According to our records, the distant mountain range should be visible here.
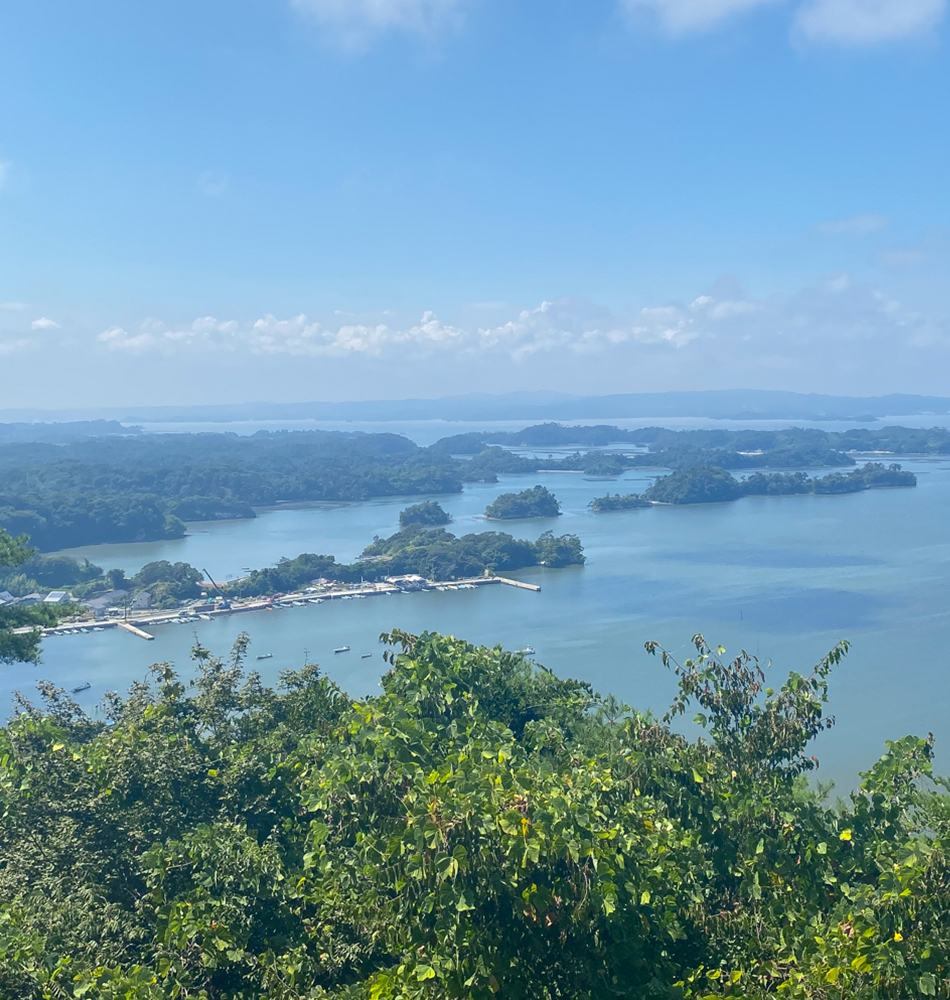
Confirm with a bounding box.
[3,390,950,428]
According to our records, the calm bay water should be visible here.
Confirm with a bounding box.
[9,425,950,789]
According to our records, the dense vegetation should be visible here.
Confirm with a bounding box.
[646,466,744,504]
[645,463,917,505]
[227,553,340,598]
[0,423,940,550]
[360,525,584,580]
[484,485,561,520]
[399,501,452,528]
[588,493,652,512]
[0,431,462,550]
[439,421,950,456]
[0,529,75,662]
[2,628,950,998]
[231,524,584,595]
[435,422,950,480]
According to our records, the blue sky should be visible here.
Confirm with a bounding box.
[1,0,949,408]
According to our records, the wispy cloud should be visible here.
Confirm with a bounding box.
[795,0,946,44]
[291,0,465,45]
[0,302,26,310]
[621,0,779,33]
[31,317,61,330]
[0,161,8,190]
[0,338,32,356]
[95,277,944,387]
[618,0,947,41]
[819,213,890,235]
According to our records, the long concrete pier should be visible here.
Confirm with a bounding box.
[117,621,155,640]
[34,574,541,639]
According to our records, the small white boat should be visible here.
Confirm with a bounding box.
[518,646,536,655]
[257,653,274,660]
[72,682,91,694]
[333,645,351,654]
[308,598,324,605]
[198,614,212,621]
[361,653,372,659]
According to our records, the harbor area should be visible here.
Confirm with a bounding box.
[24,574,541,640]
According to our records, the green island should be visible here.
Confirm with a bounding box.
[398,500,452,527]
[484,485,562,519]
[2,623,950,999]
[588,493,652,511]
[0,421,940,551]
[588,463,917,509]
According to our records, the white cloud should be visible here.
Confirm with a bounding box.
[0,162,8,190]
[795,0,946,43]
[819,213,889,235]
[620,0,780,32]
[96,278,942,378]
[292,0,464,43]
[31,317,61,330]
[0,302,26,310]
[97,316,239,353]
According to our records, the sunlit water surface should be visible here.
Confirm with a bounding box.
[9,421,950,791]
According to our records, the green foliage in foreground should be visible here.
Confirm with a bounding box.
[2,629,950,998]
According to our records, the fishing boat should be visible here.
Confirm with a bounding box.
[333,645,351,654]
[361,653,372,659]
[518,646,536,655]
[256,653,274,660]
[71,682,91,694]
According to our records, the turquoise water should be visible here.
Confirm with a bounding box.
[10,454,950,790]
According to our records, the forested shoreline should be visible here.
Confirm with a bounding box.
[0,422,942,551]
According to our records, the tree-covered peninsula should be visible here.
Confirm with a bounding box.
[3,628,950,998]
[0,430,463,550]
[228,525,584,596]
[484,485,561,519]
